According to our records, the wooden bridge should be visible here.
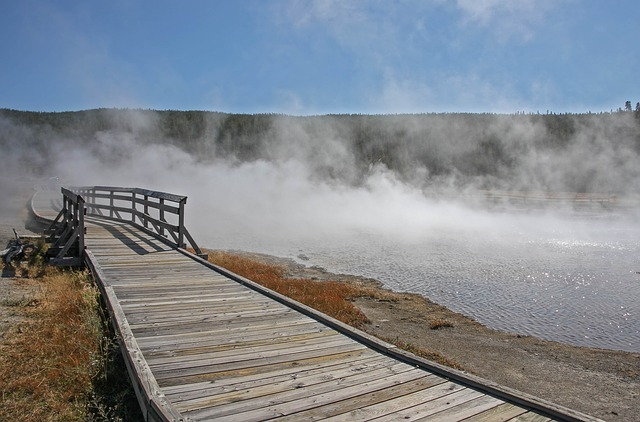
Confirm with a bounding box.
[30,186,602,422]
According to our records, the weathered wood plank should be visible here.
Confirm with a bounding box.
[273,374,448,421]
[145,333,352,369]
[172,360,420,413]
[152,343,372,385]
[462,402,530,422]
[164,354,389,401]
[134,316,319,349]
[187,369,432,421]
[149,336,365,373]
[156,348,378,388]
[508,412,554,422]
[372,388,487,421]
[143,328,339,360]
[320,381,468,422]
[413,394,505,421]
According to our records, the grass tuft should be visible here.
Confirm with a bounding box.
[429,319,454,330]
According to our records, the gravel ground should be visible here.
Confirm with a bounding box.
[0,184,42,346]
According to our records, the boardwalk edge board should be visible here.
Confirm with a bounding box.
[29,188,605,422]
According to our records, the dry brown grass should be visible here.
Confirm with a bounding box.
[207,251,463,370]
[0,267,102,421]
[429,318,454,330]
[208,251,371,328]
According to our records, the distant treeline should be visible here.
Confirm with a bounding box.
[2,108,640,193]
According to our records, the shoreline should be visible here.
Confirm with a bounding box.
[221,249,639,422]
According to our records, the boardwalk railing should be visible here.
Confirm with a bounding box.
[46,187,85,265]
[47,186,204,264]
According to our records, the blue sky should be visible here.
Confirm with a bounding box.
[1,0,638,115]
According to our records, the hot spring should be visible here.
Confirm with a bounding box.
[199,204,640,353]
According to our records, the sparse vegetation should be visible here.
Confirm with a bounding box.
[0,268,101,421]
[0,261,141,421]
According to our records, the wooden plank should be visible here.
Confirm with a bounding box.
[143,328,339,359]
[119,294,262,309]
[187,368,432,421]
[273,374,448,421]
[152,343,371,383]
[509,412,554,422]
[172,360,419,412]
[128,309,297,337]
[373,388,487,421]
[134,316,318,349]
[156,348,378,388]
[320,381,468,422]
[462,402,530,421]
[413,394,505,421]
[165,354,389,401]
[148,336,363,373]
[145,333,351,369]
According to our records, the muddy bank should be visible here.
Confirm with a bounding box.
[228,250,640,422]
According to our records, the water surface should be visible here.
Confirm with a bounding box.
[201,208,640,352]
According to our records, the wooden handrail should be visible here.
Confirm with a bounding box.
[71,186,203,256]
[47,186,204,264]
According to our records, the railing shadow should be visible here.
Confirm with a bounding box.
[86,217,170,255]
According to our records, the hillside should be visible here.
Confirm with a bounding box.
[1,108,640,195]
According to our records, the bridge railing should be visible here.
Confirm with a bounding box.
[45,187,86,265]
[47,186,204,263]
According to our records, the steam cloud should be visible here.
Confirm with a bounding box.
[1,109,639,246]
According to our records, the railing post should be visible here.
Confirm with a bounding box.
[131,191,136,224]
[178,198,186,248]
[78,195,85,257]
[159,198,165,237]
[89,187,95,214]
[73,196,79,231]
[109,191,114,218]
[144,194,149,229]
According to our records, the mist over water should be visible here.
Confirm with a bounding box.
[1,109,639,352]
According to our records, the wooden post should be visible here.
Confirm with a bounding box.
[131,191,136,224]
[73,196,79,233]
[90,187,95,214]
[144,194,149,229]
[178,198,186,248]
[78,195,85,257]
[110,190,114,218]
[159,198,165,236]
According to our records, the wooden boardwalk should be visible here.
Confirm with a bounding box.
[31,188,602,422]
